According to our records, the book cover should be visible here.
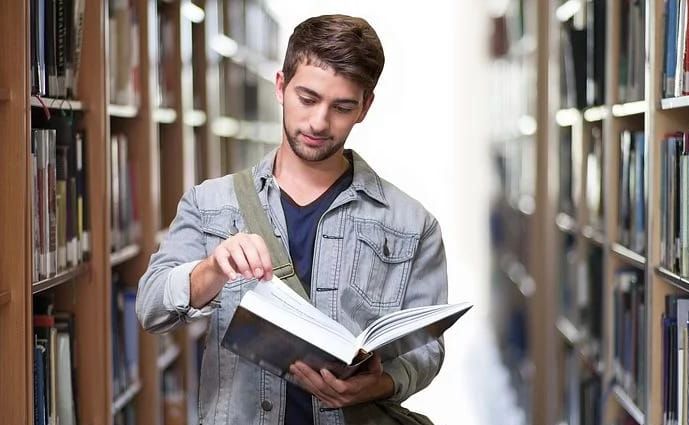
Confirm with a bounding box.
[221,277,471,379]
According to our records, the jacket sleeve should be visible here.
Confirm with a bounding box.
[382,217,448,402]
[136,186,218,334]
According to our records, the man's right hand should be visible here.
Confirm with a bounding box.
[190,233,273,308]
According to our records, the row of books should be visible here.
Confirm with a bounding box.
[660,133,689,276]
[619,0,646,103]
[31,117,89,282]
[157,2,176,108]
[112,275,139,399]
[30,0,85,98]
[557,125,605,231]
[559,0,606,109]
[662,294,689,425]
[110,133,141,252]
[663,0,689,98]
[613,268,646,406]
[108,0,141,107]
[618,130,646,255]
[587,126,605,229]
[562,350,603,425]
[559,239,605,358]
[162,368,185,425]
[33,300,77,425]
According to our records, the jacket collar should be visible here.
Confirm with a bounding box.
[253,147,389,207]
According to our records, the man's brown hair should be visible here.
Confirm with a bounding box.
[282,14,385,98]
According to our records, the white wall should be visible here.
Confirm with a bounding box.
[265,2,500,423]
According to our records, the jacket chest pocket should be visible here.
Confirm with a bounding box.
[200,209,242,255]
[349,220,419,307]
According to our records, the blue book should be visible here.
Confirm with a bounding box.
[633,132,646,254]
[665,0,680,97]
[34,344,47,425]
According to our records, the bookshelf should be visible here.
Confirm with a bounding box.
[0,0,280,423]
[491,0,689,424]
[488,0,558,423]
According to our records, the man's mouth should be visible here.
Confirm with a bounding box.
[300,133,330,146]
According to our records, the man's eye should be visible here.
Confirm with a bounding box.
[299,97,316,105]
[334,106,354,114]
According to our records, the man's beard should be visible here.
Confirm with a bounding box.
[283,116,345,162]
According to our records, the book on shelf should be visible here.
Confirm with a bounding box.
[112,275,139,397]
[586,126,604,230]
[30,0,85,97]
[32,114,90,282]
[110,133,140,252]
[613,268,646,406]
[661,133,689,276]
[618,130,646,255]
[663,295,689,425]
[221,277,472,379]
[109,0,140,106]
[33,299,78,425]
[663,0,689,98]
[586,0,606,107]
[618,0,646,103]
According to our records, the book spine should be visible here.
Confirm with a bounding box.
[48,130,57,277]
[681,144,689,276]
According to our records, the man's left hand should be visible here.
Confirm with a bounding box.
[289,352,395,408]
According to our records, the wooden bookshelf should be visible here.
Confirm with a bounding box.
[0,291,10,307]
[31,263,90,294]
[108,104,139,118]
[112,380,143,416]
[0,0,281,424]
[487,0,689,423]
[610,243,646,269]
[110,245,141,267]
[490,0,689,423]
[612,384,646,425]
[30,96,86,111]
[157,343,182,370]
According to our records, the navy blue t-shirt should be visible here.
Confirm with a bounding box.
[281,165,353,425]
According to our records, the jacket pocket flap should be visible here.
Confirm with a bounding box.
[354,221,418,264]
[201,209,239,239]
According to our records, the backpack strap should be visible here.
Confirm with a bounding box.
[234,169,310,300]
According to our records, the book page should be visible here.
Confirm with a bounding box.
[241,278,359,362]
[359,303,472,358]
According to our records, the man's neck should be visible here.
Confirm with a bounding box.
[273,142,350,206]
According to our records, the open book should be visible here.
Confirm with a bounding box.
[221,277,472,379]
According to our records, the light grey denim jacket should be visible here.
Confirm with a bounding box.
[136,149,448,425]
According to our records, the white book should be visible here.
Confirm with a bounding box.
[55,331,76,425]
[222,277,472,379]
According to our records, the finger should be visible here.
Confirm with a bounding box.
[366,352,383,375]
[227,241,253,278]
[290,365,336,404]
[320,368,349,394]
[294,362,340,400]
[237,236,267,279]
[213,246,238,280]
[249,234,273,280]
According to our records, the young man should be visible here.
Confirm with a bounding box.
[137,14,447,425]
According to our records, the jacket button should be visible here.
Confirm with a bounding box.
[261,400,273,411]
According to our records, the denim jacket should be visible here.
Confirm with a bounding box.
[136,149,448,425]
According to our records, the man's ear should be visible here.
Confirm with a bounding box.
[356,92,375,123]
[275,71,285,105]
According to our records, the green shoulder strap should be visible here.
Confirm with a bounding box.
[234,169,310,300]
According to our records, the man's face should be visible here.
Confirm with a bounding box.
[276,62,373,162]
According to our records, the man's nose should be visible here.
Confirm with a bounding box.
[309,105,330,135]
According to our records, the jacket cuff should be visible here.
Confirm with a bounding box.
[163,260,218,321]
[382,357,415,403]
